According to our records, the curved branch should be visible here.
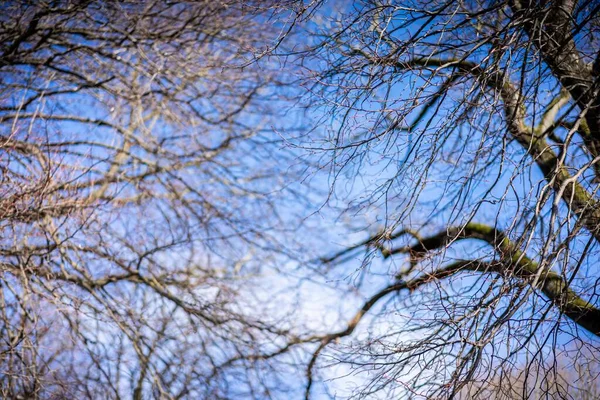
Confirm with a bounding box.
[385,222,527,265]
[307,254,600,398]
[383,56,600,242]
[311,222,600,397]
[509,0,600,159]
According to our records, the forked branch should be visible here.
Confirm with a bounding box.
[307,223,600,398]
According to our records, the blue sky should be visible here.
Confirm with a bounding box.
[1,1,599,398]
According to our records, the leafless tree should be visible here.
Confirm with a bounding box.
[270,0,600,398]
[4,1,600,399]
[0,1,308,398]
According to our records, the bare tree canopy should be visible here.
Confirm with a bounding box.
[271,0,600,398]
[1,0,600,399]
[0,1,306,398]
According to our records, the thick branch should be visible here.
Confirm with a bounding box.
[509,0,600,171]
[384,57,600,242]
[387,223,600,335]
[306,257,599,397]
[310,223,600,397]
